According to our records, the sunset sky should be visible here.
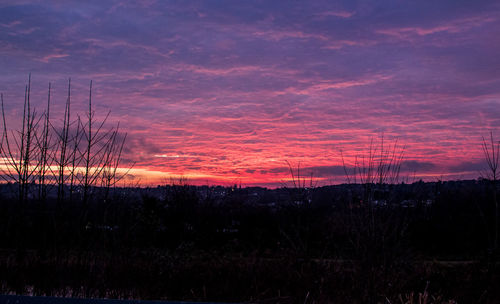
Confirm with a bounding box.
[1,0,499,187]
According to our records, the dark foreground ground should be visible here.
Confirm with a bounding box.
[0,295,223,304]
[1,180,500,303]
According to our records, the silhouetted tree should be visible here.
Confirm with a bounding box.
[482,132,499,252]
[0,75,41,203]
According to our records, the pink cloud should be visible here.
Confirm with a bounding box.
[252,30,329,42]
[0,20,21,28]
[316,10,355,18]
[377,15,497,40]
[38,53,69,63]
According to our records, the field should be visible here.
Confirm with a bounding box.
[1,181,499,303]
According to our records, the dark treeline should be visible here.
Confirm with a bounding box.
[0,179,499,303]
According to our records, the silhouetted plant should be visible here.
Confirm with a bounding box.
[35,82,53,201]
[69,116,83,202]
[481,132,499,252]
[79,81,112,205]
[98,121,135,203]
[0,77,130,204]
[341,134,405,200]
[340,135,409,302]
[0,75,41,203]
[283,160,316,204]
[53,79,72,202]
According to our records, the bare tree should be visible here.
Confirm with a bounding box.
[52,79,72,202]
[79,81,112,205]
[35,83,54,201]
[101,123,133,201]
[1,77,131,205]
[482,132,499,251]
[68,116,83,202]
[0,75,41,202]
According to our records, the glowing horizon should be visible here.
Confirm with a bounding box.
[0,1,499,187]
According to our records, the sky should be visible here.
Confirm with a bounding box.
[0,0,499,187]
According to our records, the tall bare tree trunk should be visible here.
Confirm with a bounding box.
[83,81,92,205]
[38,83,51,201]
[57,80,71,203]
